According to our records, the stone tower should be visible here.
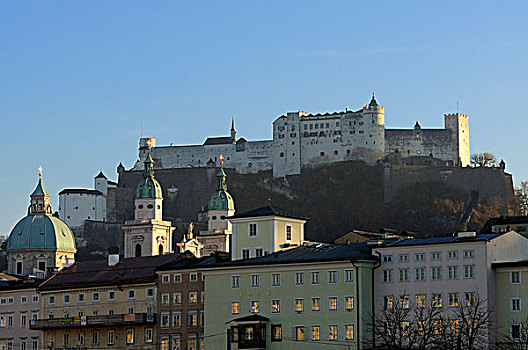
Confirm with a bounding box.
[362,93,386,159]
[123,153,174,258]
[444,112,470,167]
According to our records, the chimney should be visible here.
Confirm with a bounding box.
[108,246,120,267]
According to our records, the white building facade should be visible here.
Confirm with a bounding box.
[133,95,470,177]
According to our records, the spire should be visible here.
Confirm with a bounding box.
[28,167,52,215]
[209,155,235,211]
[369,92,378,107]
[216,155,227,191]
[31,166,49,197]
[230,116,236,132]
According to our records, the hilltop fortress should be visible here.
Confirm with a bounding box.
[133,94,470,177]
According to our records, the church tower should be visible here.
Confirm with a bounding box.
[123,153,174,258]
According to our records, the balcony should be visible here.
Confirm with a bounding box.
[30,313,156,330]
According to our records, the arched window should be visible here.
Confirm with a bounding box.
[158,244,163,255]
[135,244,142,257]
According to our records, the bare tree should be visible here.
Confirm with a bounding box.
[514,181,528,216]
[470,152,497,168]
[495,318,528,350]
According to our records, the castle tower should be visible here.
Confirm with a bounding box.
[362,93,386,160]
[230,117,237,144]
[444,113,470,167]
[7,169,76,276]
[123,153,174,258]
[196,155,236,256]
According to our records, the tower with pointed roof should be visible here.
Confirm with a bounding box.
[196,155,236,255]
[123,153,174,258]
[7,169,77,276]
[230,117,237,144]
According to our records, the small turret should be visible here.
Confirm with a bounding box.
[369,92,378,108]
[29,167,52,215]
[230,117,237,144]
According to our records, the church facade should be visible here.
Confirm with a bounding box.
[132,94,470,177]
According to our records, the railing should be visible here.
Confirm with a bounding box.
[30,313,156,330]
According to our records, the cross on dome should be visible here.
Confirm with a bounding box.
[38,166,43,178]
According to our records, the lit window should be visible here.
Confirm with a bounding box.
[384,296,394,310]
[432,294,443,308]
[345,324,354,340]
[295,299,304,312]
[187,312,197,327]
[464,265,475,279]
[416,294,426,309]
[173,292,181,305]
[160,312,170,328]
[328,297,338,311]
[329,325,338,341]
[312,298,320,311]
[271,299,280,313]
[345,296,354,310]
[400,295,409,309]
[189,292,198,305]
[161,293,170,306]
[251,301,259,313]
[231,301,240,314]
[295,326,305,341]
[465,292,476,307]
[271,325,282,341]
[126,329,134,344]
[449,293,459,307]
[172,312,181,327]
[312,325,320,341]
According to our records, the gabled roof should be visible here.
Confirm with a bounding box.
[207,243,376,268]
[380,233,504,248]
[203,137,232,146]
[38,253,186,291]
[229,205,309,221]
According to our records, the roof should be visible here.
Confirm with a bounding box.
[379,233,504,248]
[136,153,163,199]
[229,205,309,221]
[203,137,232,146]
[206,243,377,268]
[95,171,107,179]
[228,314,270,323]
[492,260,528,268]
[157,253,227,271]
[58,189,103,196]
[38,253,186,291]
[7,215,76,252]
[209,167,235,211]
[480,216,528,234]
[31,178,49,197]
[0,277,45,291]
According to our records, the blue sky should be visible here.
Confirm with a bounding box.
[1,1,527,235]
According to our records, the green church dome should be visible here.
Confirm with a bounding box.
[135,153,163,199]
[209,167,235,211]
[7,215,76,252]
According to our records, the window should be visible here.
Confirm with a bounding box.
[271,273,281,286]
[190,273,198,282]
[464,265,475,279]
[271,325,282,341]
[162,274,170,283]
[416,294,426,308]
[511,271,521,284]
[146,288,154,299]
[328,270,338,283]
[172,335,181,349]
[431,252,442,261]
[161,312,170,328]
[173,292,182,305]
[32,295,39,303]
[107,330,115,345]
[170,311,181,328]
[383,255,393,263]
[399,254,409,263]
[77,331,85,345]
[286,225,292,241]
[383,269,393,282]
[400,295,409,309]
[432,294,443,308]
[174,273,182,283]
[250,274,260,288]
[329,325,338,341]
[431,267,442,280]
[463,249,475,258]
[345,324,354,340]
[415,253,425,261]
[415,267,426,281]
[161,293,170,306]
[399,268,410,282]
[294,298,304,312]
[448,266,459,279]
[64,333,70,346]
[21,313,27,328]
[295,272,304,285]
[78,294,85,303]
[21,296,27,304]
[126,329,134,344]
[48,296,55,305]
[241,249,250,259]
[249,223,257,237]
[510,297,521,312]
[511,324,521,340]
[108,291,115,302]
[345,296,354,310]
[255,248,264,257]
[295,326,305,341]
[187,312,197,326]
[231,301,240,315]
[271,299,280,313]
[312,298,320,311]
[189,292,198,304]
[311,325,320,341]
[311,271,320,284]
[251,301,259,313]
[329,297,338,311]
[465,292,476,307]
[449,293,459,307]
[128,290,135,300]
[384,296,394,310]
[448,250,458,259]
[345,269,354,283]
[231,275,240,288]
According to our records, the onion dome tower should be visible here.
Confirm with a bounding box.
[207,155,235,233]
[6,169,76,276]
[123,152,174,258]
